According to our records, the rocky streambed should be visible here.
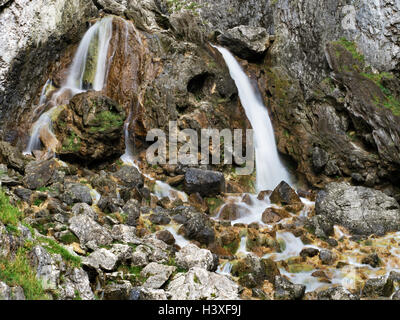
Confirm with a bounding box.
[1,144,400,300]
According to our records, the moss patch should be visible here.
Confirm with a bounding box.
[0,189,23,227]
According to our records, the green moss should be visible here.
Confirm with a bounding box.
[0,248,48,300]
[334,38,365,63]
[205,197,224,215]
[38,237,81,268]
[223,239,240,255]
[89,111,124,133]
[62,131,81,153]
[59,232,79,245]
[0,189,23,227]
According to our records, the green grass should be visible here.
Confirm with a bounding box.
[0,248,48,300]
[62,131,81,152]
[89,111,124,133]
[0,189,23,227]
[335,38,365,63]
[38,237,81,268]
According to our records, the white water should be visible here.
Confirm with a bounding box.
[24,17,114,156]
[213,46,291,191]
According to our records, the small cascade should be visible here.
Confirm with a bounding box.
[213,45,291,191]
[24,17,114,156]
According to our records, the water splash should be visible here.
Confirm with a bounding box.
[24,17,114,156]
[212,45,291,191]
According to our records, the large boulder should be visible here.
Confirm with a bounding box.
[217,25,272,61]
[316,182,400,236]
[53,91,126,162]
[112,165,144,189]
[183,168,225,197]
[274,276,306,300]
[175,244,217,271]
[23,159,63,190]
[141,263,176,289]
[166,267,239,300]
[61,183,93,206]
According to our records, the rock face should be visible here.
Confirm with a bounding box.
[183,168,225,197]
[0,0,98,142]
[53,91,126,162]
[315,182,400,236]
[217,26,271,60]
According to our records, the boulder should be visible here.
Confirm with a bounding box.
[362,277,394,298]
[103,281,132,300]
[111,224,140,244]
[270,181,303,208]
[140,288,169,300]
[69,214,113,249]
[183,168,225,197]
[23,159,63,190]
[141,263,176,289]
[82,248,118,271]
[28,245,60,290]
[61,183,93,206]
[316,182,400,236]
[166,267,239,300]
[175,244,216,271]
[217,26,272,61]
[219,203,250,221]
[156,230,175,246]
[319,249,337,266]
[59,267,95,300]
[122,199,141,226]
[54,91,126,161]
[0,282,25,300]
[112,165,144,188]
[0,142,27,173]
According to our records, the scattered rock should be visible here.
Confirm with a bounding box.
[274,276,306,300]
[362,253,381,268]
[300,248,320,258]
[82,248,118,272]
[219,203,250,221]
[319,249,337,266]
[111,224,140,244]
[28,245,60,290]
[123,199,141,227]
[62,183,93,206]
[362,277,394,298]
[156,230,175,246]
[103,281,132,300]
[317,286,359,300]
[141,263,176,289]
[23,159,63,190]
[270,181,303,212]
[175,244,216,271]
[112,165,144,188]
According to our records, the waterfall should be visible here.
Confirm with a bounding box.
[24,17,114,156]
[213,46,291,191]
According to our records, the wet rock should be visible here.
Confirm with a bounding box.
[300,248,320,259]
[69,214,113,249]
[23,159,63,190]
[316,182,400,236]
[82,248,118,272]
[312,147,329,173]
[156,230,175,246]
[319,249,337,266]
[317,286,359,300]
[141,263,176,289]
[166,267,239,300]
[28,245,60,290]
[183,168,225,197]
[54,92,126,161]
[175,244,216,271]
[103,281,132,300]
[362,253,381,268]
[217,25,271,61]
[219,203,250,221]
[270,181,303,210]
[262,208,283,224]
[257,190,272,201]
[61,183,93,206]
[274,276,306,300]
[306,215,334,238]
[122,199,141,227]
[112,165,143,189]
[362,277,394,298]
[178,208,215,245]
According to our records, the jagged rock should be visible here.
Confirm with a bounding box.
[362,277,394,298]
[93,0,127,16]
[312,147,329,173]
[61,183,93,206]
[98,196,124,214]
[217,25,271,60]
[270,181,303,208]
[175,244,216,271]
[122,199,141,226]
[111,224,140,244]
[316,182,400,236]
[149,212,171,225]
[0,142,26,173]
[28,245,60,290]
[110,244,133,264]
[69,214,113,249]
[82,248,118,271]
[23,159,63,190]
[103,281,132,300]
[274,276,306,300]
[131,245,151,267]
[141,263,176,289]
[59,268,95,300]
[183,168,225,197]
[166,267,239,300]
[317,286,359,300]
[262,208,283,224]
[112,165,144,189]
[71,203,98,220]
[219,203,250,221]
[14,187,32,203]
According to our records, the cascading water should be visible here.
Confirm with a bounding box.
[213,46,291,191]
[23,17,114,156]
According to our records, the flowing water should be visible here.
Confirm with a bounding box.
[24,17,114,155]
[213,45,291,192]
